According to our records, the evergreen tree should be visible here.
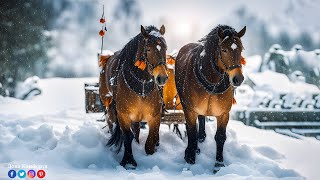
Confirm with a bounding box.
[0,0,53,96]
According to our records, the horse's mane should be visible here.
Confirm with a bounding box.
[118,25,160,67]
[199,25,238,65]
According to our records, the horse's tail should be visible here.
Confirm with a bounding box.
[106,101,123,154]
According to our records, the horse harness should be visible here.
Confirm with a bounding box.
[193,45,231,94]
[120,36,167,97]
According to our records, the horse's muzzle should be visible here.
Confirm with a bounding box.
[155,75,168,86]
[231,74,244,87]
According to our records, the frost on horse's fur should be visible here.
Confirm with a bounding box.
[200,49,206,57]
[149,30,163,38]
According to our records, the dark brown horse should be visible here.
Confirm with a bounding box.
[100,25,168,168]
[175,25,246,173]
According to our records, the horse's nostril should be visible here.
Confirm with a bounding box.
[156,76,161,83]
[233,77,239,84]
[232,75,244,86]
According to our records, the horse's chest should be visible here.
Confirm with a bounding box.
[116,84,161,121]
[191,88,233,116]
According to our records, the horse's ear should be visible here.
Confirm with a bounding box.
[141,25,149,38]
[237,26,246,38]
[218,28,224,40]
[160,25,165,35]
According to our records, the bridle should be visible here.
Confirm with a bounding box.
[216,36,242,72]
[137,37,167,74]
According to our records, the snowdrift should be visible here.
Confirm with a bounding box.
[1,77,319,179]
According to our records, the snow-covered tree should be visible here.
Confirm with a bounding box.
[0,0,53,96]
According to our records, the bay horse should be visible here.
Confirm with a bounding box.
[175,25,246,173]
[100,25,168,168]
[163,54,183,111]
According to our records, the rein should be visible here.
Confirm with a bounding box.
[136,38,167,73]
[217,41,242,71]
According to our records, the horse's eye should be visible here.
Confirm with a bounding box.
[222,49,227,52]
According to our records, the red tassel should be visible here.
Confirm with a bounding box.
[134,60,142,67]
[100,18,105,23]
[240,56,246,66]
[167,58,175,65]
[99,30,105,36]
[138,61,146,70]
[232,98,237,105]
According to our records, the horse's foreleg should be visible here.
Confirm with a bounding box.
[198,115,206,143]
[131,122,140,144]
[184,111,198,164]
[213,113,229,173]
[118,114,137,168]
[145,114,160,155]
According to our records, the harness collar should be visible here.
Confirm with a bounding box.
[122,63,155,97]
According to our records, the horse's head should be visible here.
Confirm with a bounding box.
[137,25,168,86]
[217,26,246,87]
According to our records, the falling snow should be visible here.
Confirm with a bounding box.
[0,77,318,180]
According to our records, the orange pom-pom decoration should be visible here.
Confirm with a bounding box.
[134,60,142,67]
[138,61,146,70]
[240,56,246,66]
[232,98,237,105]
[100,18,105,23]
[99,57,107,67]
[99,55,111,67]
[99,30,105,36]
[104,97,112,107]
[167,58,175,65]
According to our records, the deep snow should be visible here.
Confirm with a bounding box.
[0,77,319,180]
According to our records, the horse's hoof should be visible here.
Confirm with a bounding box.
[120,157,137,169]
[145,147,156,155]
[213,161,225,174]
[184,148,196,164]
[198,133,206,143]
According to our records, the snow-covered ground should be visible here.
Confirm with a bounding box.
[1,78,320,180]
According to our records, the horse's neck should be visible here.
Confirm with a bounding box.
[199,56,221,84]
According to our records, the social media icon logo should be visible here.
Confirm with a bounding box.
[37,170,46,179]
[8,170,16,178]
[27,170,36,178]
[17,170,26,178]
